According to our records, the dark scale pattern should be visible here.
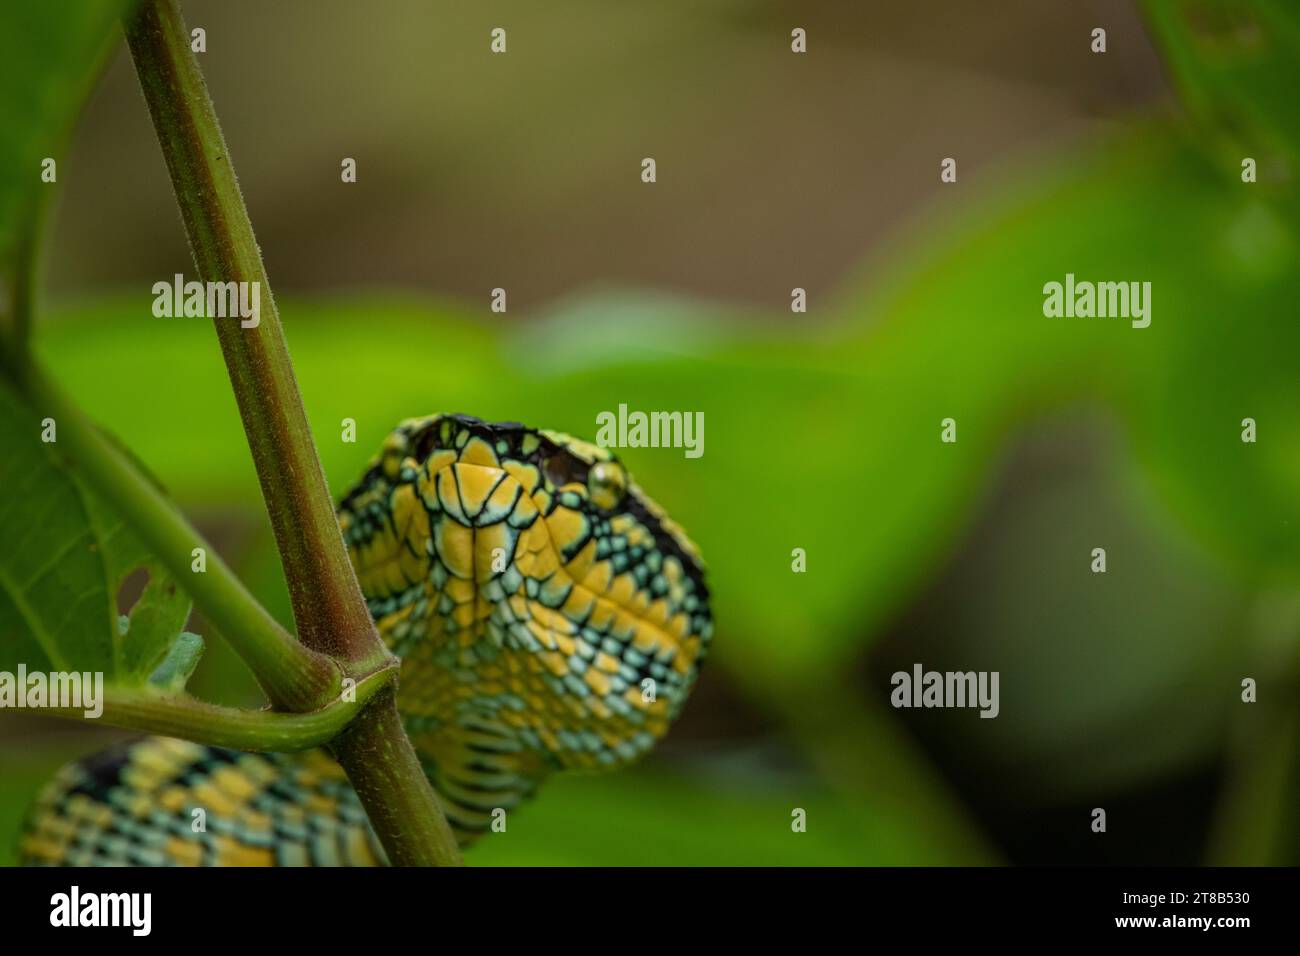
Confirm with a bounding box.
[21,738,385,866]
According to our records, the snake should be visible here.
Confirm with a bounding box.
[18,414,712,865]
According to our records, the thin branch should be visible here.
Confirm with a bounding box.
[331,690,464,868]
[1205,603,1300,866]
[1206,700,1298,865]
[122,0,385,670]
[122,0,462,865]
[46,667,398,753]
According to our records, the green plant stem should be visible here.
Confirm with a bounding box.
[123,0,462,866]
[21,361,338,713]
[736,663,997,864]
[122,0,385,670]
[792,687,996,864]
[1205,597,1300,865]
[330,690,463,867]
[1206,698,1298,865]
[47,668,397,753]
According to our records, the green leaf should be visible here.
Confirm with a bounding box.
[84,481,194,680]
[0,1,135,341]
[0,377,200,688]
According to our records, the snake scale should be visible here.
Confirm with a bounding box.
[18,414,712,865]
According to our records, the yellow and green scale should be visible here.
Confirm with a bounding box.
[19,414,712,865]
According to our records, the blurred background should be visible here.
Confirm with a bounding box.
[3,0,1298,865]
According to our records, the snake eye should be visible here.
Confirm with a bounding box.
[587,461,627,511]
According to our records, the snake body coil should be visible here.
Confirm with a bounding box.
[19,414,712,865]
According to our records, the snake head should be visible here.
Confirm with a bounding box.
[339,413,712,773]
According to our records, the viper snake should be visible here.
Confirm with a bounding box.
[18,414,712,865]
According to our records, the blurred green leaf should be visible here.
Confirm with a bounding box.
[817,126,1299,786]
[36,128,1300,692]
[467,763,950,866]
[1142,0,1300,223]
[36,298,882,680]
[0,1,133,297]
[837,128,1300,578]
